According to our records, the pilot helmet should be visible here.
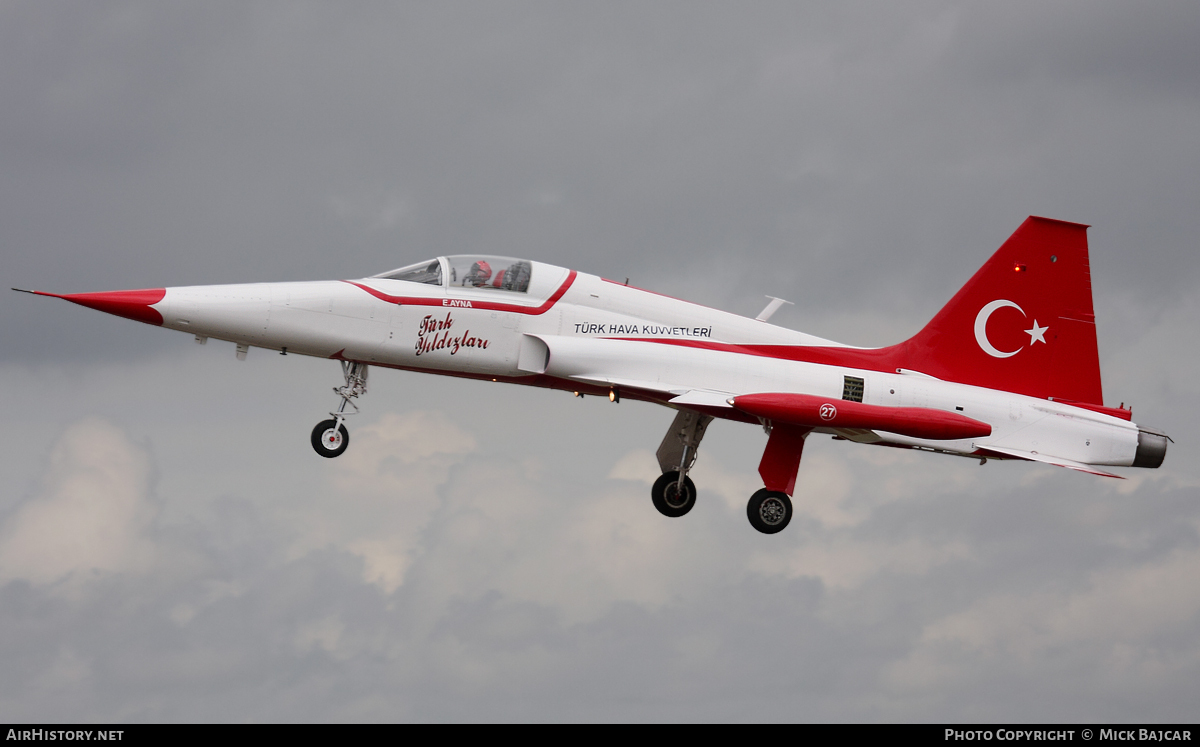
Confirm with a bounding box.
[467,260,492,286]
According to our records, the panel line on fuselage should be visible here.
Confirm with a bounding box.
[602,336,892,374]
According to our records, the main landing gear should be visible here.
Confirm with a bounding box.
[745,423,810,534]
[650,411,807,534]
[311,360,368,458]
[651,410,712,519]
[747,489,793,534]
[651,471,696,517]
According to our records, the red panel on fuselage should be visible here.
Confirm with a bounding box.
[732,392,992,441]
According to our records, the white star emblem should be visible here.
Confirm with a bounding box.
[1025,320,1049,345]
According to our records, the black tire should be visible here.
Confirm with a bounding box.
[651,471,696,518]
[747,489,792,534]
[311,419,350,458]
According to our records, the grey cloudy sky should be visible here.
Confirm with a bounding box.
[1,1,1198,722]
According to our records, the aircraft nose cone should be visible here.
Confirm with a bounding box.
[29,288,167,326]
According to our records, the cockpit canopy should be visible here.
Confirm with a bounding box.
[375,255,533,294]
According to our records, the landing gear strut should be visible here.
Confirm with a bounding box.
[311,360,368,458]
[651,409,712,518]
[745,423,809,534]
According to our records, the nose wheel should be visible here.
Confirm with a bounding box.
[747,489,792,534]
[310,360,368,458]
[311,419,350,458]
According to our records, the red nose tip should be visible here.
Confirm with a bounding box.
[22,288,166,326]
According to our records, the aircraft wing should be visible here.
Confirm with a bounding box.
[667,390,735,408]
[522,335,997,443]
[975,445,1124,478]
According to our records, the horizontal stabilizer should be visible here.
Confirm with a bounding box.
[730,392,992,441]
[977,445,1123,478]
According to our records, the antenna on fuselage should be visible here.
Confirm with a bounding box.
[756,296,793,322]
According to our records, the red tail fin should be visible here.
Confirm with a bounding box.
[895,216,1103,404]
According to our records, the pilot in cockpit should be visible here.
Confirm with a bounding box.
[465,260,493,287]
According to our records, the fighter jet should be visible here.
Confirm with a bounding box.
[15,217,1169,533]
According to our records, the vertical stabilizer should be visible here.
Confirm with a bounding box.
[895,217,1103,404]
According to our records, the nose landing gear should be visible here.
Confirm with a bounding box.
[311,419,349,458]
[311,360,368,458]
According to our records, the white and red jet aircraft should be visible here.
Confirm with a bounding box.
[16,217,1169,533]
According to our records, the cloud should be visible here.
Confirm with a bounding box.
[0,0,1198,722]
[288,411,477,593]
[411,454,718,626]
[0,418,158,592]
[755,535,974,591]
[918,546,1200,658]
[607,448,658,484]
[882,545,1200,715]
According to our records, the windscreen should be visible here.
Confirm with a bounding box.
[375,259,442,285]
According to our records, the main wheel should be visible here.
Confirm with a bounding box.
[747,489,792,534]
[651,471,697,518]
[311,419,350,458]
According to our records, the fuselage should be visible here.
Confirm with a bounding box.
[149,255,1145,471]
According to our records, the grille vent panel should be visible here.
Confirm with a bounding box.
[842,375,864,403]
